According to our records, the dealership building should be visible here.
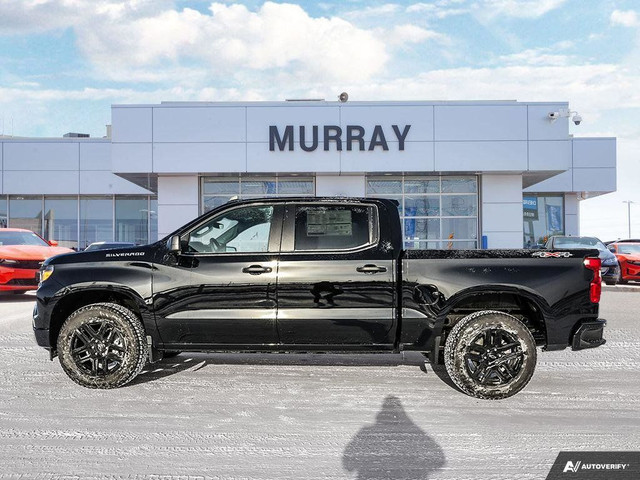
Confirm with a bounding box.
[0,100,616,250]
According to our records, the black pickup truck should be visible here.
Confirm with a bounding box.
[33,197,606,399]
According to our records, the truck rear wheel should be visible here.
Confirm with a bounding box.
[444,310,536,400]
[57,303,147,389]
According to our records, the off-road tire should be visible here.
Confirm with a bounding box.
[57,303,147,389]
[444,310,537,400]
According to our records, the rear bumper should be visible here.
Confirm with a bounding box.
[571,319,606,350]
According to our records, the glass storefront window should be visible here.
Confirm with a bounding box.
[44,197,78,249]
[405,197,439,216]
[116,197,148,244]
[80,197,113,249]
[9,196,43,234]
[441,195,477,216]
[241,179,276,195]
[367,175,479,250]
[523,194,564,248]
[202,176,315,213]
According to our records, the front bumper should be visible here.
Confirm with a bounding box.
[571,319,606,350]
[0,266,39,291]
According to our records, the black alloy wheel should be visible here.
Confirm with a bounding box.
[444,310,537,400]
[463,328,524,386]
[58,303,147,389]
[70,321,127,377]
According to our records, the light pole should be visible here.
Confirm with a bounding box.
[622,201,635,238]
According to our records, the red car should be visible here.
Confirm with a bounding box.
[0,229,74,293]
[609,242,640,284]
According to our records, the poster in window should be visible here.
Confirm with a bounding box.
[546,204,563,233]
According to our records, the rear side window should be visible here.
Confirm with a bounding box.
[294,205,374,251]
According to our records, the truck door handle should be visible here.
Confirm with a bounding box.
[356,264,387,274]
[242,265,273,275]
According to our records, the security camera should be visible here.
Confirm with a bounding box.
[572,114,582,126]
[548,112,559,120]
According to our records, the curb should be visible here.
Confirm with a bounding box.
[602,285,640,293]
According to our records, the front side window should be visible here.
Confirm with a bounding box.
[186,206,273,254]
[294,205,373,251]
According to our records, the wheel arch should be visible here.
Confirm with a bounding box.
[48,286,152,349]
[436,285,550,347]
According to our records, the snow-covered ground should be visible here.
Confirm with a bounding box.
[0,291,638,480]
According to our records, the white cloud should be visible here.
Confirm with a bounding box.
[0,1,403,84]
[344,3,400,18]
[406,2,469,18]
[387,24,448,45]
[497,47,573,66]
[611,9,640,28]
[475,0,567,19]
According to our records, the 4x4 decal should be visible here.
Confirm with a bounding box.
[531,251,573,258]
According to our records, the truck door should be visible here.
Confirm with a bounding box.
[152,203,282,349]
[276,202,396,347]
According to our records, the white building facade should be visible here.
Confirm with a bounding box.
[0,100,616,250]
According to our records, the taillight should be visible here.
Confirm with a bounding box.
[583,257,602,303]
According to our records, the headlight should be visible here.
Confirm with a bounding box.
[0,258,18,265]
[40,265,54,283]
[602,258,617,266]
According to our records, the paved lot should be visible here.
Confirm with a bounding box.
[0,291,639,480]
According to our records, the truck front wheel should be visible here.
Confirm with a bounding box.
[444,310,537,400]
[57,303,148,389]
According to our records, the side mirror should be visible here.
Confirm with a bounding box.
[169,235,181,254]
[49,240,59,247]
[608,245,616,253]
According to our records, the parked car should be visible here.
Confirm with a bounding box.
[607,242,640,284]
[33,198,606,399]
[545,236,620,285]
[84,242,137,252]
[0,228,74,293]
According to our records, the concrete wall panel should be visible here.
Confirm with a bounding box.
[4,171,79,194]
[341,141,434,173]
[435,105,527,141]
[573,168,616,192]
[573,138,616,168]
[247,144,340,173]
[315,175,365,197]
[153,107,246,143]
[528,140,571,171]
[112,143,153,173]
[80,142,111,171]
[527,104,570,140]
[153,143,246,173]
[111,107,152,142]
[3,142,78,170]
[435,141,527,171]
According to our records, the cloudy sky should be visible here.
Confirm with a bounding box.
[1,0,639,240]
